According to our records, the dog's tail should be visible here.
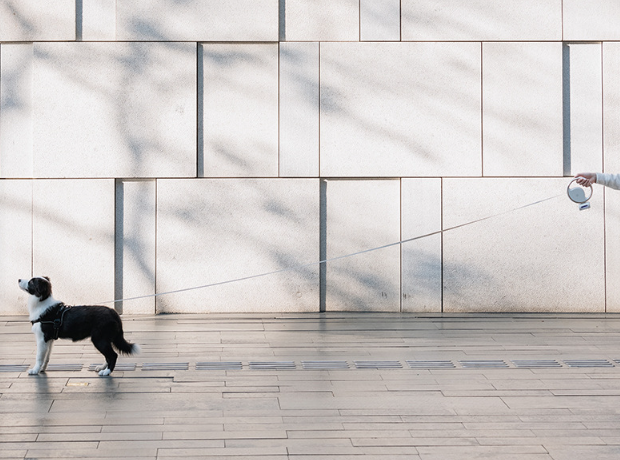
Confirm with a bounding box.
[113,336,140,355]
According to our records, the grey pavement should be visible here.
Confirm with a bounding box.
[2,312,620,459]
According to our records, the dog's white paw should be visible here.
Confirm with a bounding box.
[98,368,112,377]
[28,367,41,375]
[95,364,107,372]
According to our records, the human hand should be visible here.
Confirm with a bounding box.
[574,173,597,187]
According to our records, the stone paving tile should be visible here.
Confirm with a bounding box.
[4,313,620,459]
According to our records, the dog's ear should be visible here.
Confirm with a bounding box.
[33,277,52,301]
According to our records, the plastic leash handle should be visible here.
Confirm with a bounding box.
[567,178,593,204]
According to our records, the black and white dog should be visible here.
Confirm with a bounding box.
[19,277,139,376]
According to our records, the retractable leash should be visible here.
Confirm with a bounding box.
[567,178,593,211]
[99,187,571,306]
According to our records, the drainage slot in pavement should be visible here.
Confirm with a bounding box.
[407,360,455,369]
[249,361,296,370]
[354,361,403,369]
[196,362,243,370]
[459,360,509,369]
[302,361,349,370]
[142,363,189,371]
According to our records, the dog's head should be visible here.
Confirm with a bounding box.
[18,277,52,301]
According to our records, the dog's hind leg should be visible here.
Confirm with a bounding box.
[91,337,117,376]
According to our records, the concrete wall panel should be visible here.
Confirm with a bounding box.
[603,43,620,312]
[0,180,32,315]
[482,42,563,177]
[0,0,75,41]
[401,179,442,312]
[564,0,620,41]
[32,180,115,307]
[325,180,401,312]
[566,43,603,176]
[32,42,196,178]
[402,0,562,41]
[117,0,278,41]
[284,0,359,41]
[1,44,33,179]
[115,180,156,315]
[320,42,481,177]
[606,189,620,312]
[81,0,115,41]
[360,0,401,41]
[279,42,319,177]
[201,44,279,178]
[604,43,620,176]
[443,179,604,312]
[156,179,319,313]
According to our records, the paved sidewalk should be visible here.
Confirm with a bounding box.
[2,312,620,459]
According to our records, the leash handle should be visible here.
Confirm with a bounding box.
[567,178,593,204]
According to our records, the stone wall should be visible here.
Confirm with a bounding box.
[1,0,618,314]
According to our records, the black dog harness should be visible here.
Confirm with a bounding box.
[31,303,71,341]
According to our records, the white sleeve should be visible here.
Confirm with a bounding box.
[596,173,620,190]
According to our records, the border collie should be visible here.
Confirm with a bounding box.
[18,276,139,376]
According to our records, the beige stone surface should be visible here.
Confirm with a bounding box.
[284,0,358,41]
[482,42,563,177]
[0,44,33,179]
[604,43,620,176]
[605,188,620,312]
[117,0,278,41]
[32,42,196,178]
[360,0,401,41]
[279,42,319,177]
[201,44,279,178]
[443,178,604,312]
[564,0,620,41]
[0,180,32,314]
[156,179,319,313]
[0,0,75,41]
[402,0,562,41]
[603,43,620,312]
[320,42,481,177]
[32,180,115,307]
[401,179,442,312]
[81,0,115,40]
[115,180,156,315]
[324,180,401,311]
[566,43,603,176]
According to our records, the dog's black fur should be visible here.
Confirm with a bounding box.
[20,277,138,376]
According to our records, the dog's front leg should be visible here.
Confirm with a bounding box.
[28,325,49,375]
[41,340,54,373]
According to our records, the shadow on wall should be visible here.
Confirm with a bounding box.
[318,41,482,176]
[32,41,195,178]
[155,179,320,313]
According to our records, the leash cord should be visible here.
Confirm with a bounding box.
[101,193,563,305]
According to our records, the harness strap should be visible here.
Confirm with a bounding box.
[31,304,71,340]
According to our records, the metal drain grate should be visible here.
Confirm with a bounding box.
[45,364,84,371]
[354,361,403,369]
[302,361,349,370]
[88,363,136,372]
[142,363,189,371]
[196,362,243,370]
[249,361,296,370]
[460,360,509,369]
[512,360,562,368]
[407,360,455,369]
[564,359,614,368]
[0,364,29,372]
